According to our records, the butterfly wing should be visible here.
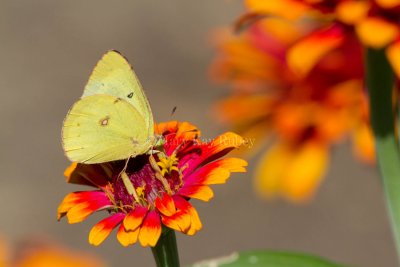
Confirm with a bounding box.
[62,94,154,164]
[82,50,154,138]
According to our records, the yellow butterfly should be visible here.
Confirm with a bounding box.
[62,50,160,164]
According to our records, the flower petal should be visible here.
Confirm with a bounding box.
[173,197,202,235]
[89,213,125,246]
[155,193,176,217]
[178,185,214,201]
[161,197,191,233]
[387,40,400,78]
[287,25,344,77]
[352,122,375,164]
[184,158,247,186]
[376,0,400,8]
[65,163,112,188]
[335,1,370,25]
[123,206,148,231]
[245,0,308,20]
[184,132,246,175]
[356,17,399,48]
[57,191,112,223]
[255,141,328,203]
[116,223,140,247]
[138,211,162,247]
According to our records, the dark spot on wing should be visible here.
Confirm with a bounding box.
[114,97,122,104]
[99,116,110,126]
[127,92,134,98]
[131,138,139,145]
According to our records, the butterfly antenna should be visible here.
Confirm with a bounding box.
[171,106,177,116]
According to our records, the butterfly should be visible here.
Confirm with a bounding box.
[62,50,160,164]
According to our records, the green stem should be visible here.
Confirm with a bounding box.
[366,48,400,262]
[151,229,180,267]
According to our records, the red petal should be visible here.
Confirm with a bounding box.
[123,206,148,231]
[155,193,176,217]
[57,191,111,223]
[178,185,214,201]
[89,213,124,246]
[138,211,162,247]
[174,197,202,235]
[184,132,245,175]
[287,25,344,77]
[184,158,247,186]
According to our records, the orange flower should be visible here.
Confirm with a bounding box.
[245,0,400,77]
[58,121,247,247]
[0,238,106,267]
[211,17,374,202]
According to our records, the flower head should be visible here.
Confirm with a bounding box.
[211,17,374,202]
[58,121,247,247]
[245,0,400,77]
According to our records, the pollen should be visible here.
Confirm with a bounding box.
[157,154,180,176]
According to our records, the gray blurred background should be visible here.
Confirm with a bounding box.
[0,1,396,266]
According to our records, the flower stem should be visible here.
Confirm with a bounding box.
[366,48,400,262]
[151,228,180,267]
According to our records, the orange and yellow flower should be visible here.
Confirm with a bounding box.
[211,17,374,202]
[58,121,247,247]
[245,0,400,77]
[0,237,106,267]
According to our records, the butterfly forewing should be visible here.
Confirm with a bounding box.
[82,50,154,137]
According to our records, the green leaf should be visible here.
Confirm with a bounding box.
[188,251,352,267]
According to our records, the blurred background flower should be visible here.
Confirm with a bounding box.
[0,237,106,267]
[245,0,400,77]
[211,14,375,202]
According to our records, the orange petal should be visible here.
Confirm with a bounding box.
[138,211,162,247]
[123,206,148,231]
[245,0,309,20]
[352,122,375,164]
[57,191,111,223]
[161,202,191,233]
[215,94,273,125]
[88,213,124,246]
[164,196,202,235]
[376,0,400,8]
[255,141,328,203]
[287,25,344,77]
[387,40,400,78]
[64,163,78,179]
[116,224,140,247]
[186,204,202,236]
[14,247,105,267]
[65,163,111,188]
[178,185,214,202]
[356,17,399,48]
[155,121,200,140]
[185,158,247,186]
[155,194,176,217]
[335,0,370,25]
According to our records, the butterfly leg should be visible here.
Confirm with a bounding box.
[149,153,172,195]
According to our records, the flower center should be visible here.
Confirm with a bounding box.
[109,154,182,213]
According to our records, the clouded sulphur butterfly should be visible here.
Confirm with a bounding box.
[62,50,158,164]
